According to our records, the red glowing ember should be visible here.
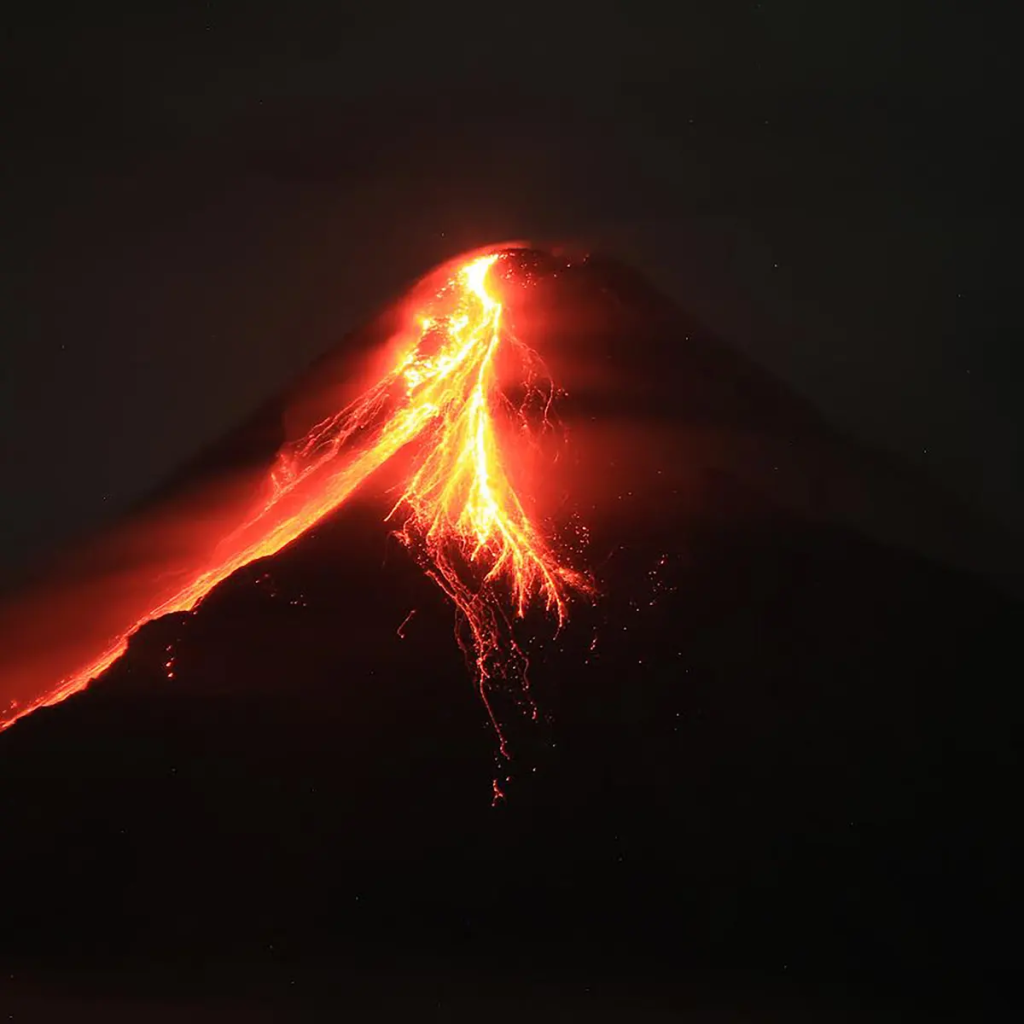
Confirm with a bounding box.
[0,252,591,739]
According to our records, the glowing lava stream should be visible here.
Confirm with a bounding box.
[1,253,590,738]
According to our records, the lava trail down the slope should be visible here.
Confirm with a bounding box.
[0,251,592,741]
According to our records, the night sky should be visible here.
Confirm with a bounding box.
[1,2,1017,582]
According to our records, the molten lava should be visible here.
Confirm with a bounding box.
[1,252,590,739]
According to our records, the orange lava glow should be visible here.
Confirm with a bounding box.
[0,252,590,738]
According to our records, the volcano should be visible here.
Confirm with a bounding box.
[0,248,1018,1014]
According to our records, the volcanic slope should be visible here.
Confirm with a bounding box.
[0,251,1018,1008]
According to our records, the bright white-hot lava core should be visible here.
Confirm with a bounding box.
[0,251,592,743]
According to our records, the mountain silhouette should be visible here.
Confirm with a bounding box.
[0,249,1017,1016]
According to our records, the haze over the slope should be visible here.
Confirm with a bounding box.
[0,248,1011,731]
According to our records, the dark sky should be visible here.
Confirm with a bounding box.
[1,2,1017,580]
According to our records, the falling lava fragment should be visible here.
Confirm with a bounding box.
[0,252,592,740]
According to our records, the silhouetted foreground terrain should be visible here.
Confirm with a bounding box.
[1,255,1018,1018]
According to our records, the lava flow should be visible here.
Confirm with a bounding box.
[0,252,591,738]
